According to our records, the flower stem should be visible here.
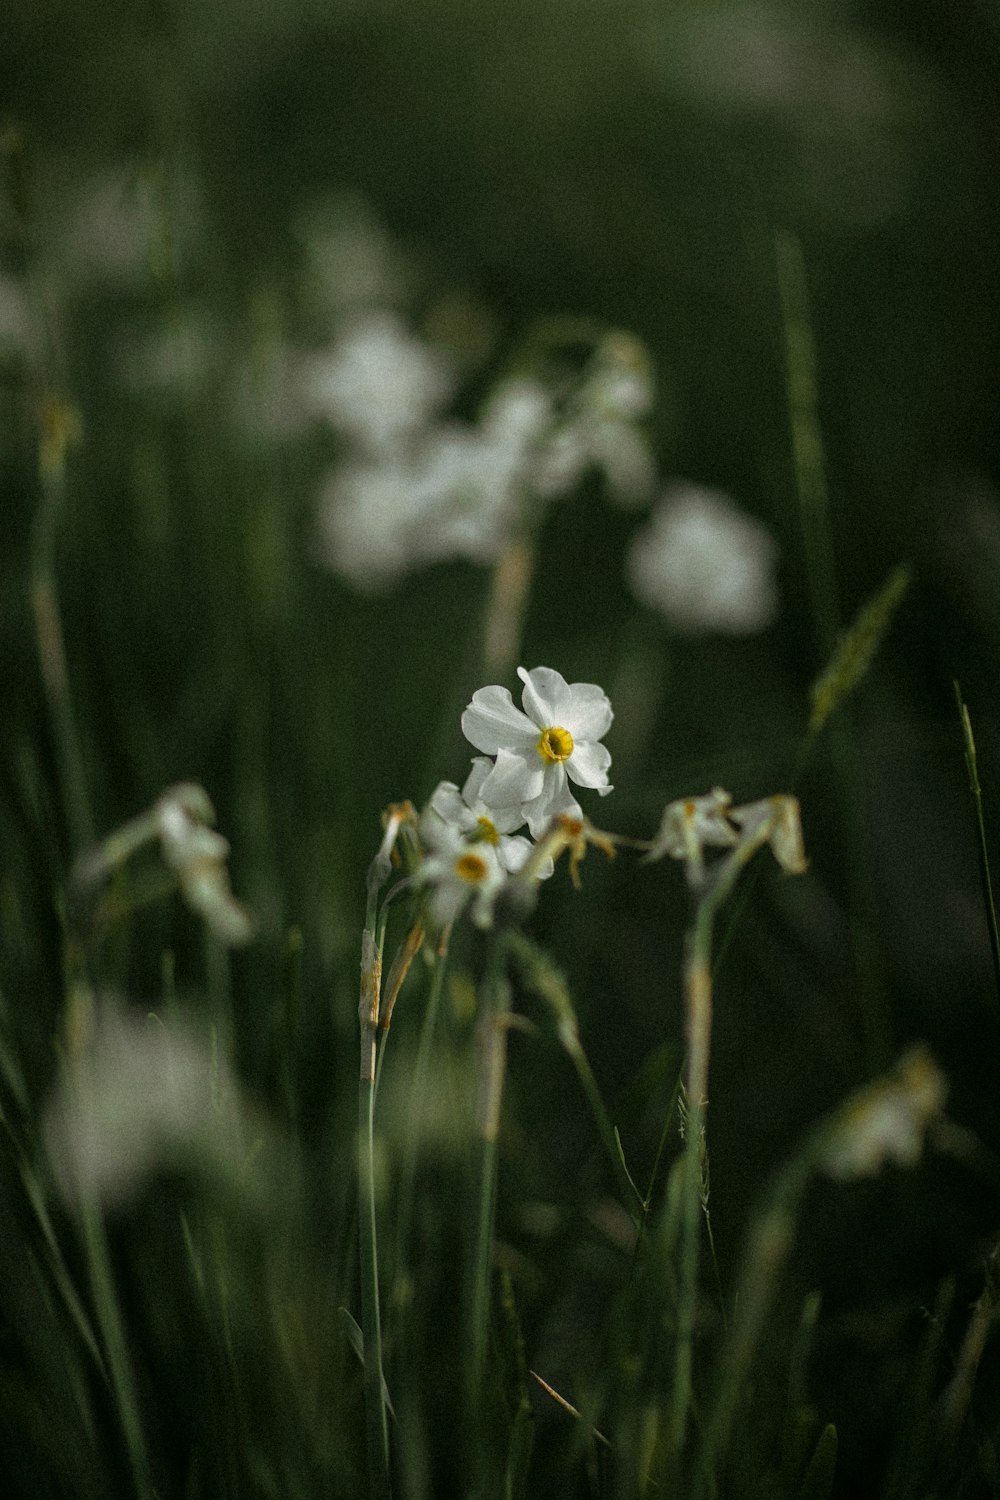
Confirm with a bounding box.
[358,1068,392,1500]
[469,944,511,1391]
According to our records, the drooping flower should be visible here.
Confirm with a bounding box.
[417,813,506,929]
[461,666,613,838]
[644,788,739,884]
[626,483,779,634]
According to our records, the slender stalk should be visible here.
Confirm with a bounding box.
[665,815,792,1477]
[775,229,839,663]
[80,1194,153,1500]
[393,936,450,1303]
[358,867,393,1497]
[954,682,1000,1007]
[470,944,511,1390]
[359,1067,392,1500]
[31,403,93,851]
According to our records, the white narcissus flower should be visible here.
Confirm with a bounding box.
[429,758,555,880]
[462,666,613,838]
[417,815,506,929]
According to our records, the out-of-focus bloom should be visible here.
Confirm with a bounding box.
[295,191,410,316]
[626,483,779,634]
[314,459,439,591]
[644,788,738,883]
[43,1001,245,1208]
[0,273,36,360]
[298,311,454,455]
[313,378,553,591]
[45,162,203,291]
[417,813,506,929]
[155,785,254,945]
[462,665,613,838]
[819,1046,947,1180]
[533,333,657,508]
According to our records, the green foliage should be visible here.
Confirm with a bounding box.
[3,3,1000,1497]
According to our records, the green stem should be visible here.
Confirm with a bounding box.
[469,945,511,1392]
[31,428,93,852]
[358,1072,392,1500]
[954,682,1000,1008]
[80,1195,152,1500]
[393,940,450,1307]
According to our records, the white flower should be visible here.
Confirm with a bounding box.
[644,788,738,883]
[461,666,613,838]
[429,758,553,878]
[417,814,506,929]
[298,311,454,455]
[626,483,779,634]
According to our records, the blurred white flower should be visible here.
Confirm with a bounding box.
[44,161,203,291]
[819,1047,947,1180]
[417,814,506,929]
[462,665,613,838]
[314,459,437,591]
[313,378,553,590]
[44,1002,245,1208]
[155,784,254,946]
[0,273,36,359]
[532,334,656,508]
[626,483,779,634]
[298,311,454,455]
[295,191,410,316]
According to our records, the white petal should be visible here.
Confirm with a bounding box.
[566,740,612,790]
[461,757,493,808]
[561,683,613,742]
[497,834,533,873]
[517,666,570,728]
[461,686,538,754]
[478,747,545,808]
[429,782,475,831]
[522,766,581,838]
[488,803,528,834]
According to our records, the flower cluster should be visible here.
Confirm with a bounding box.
[416,665,615,927]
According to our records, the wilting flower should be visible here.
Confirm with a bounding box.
[461,666,613,838]
[155,785,254,945]
[417,814,506,928]
[729,795,807,876]
[626,483,779,634]
[644,788,806,887]
[644,788,738,883]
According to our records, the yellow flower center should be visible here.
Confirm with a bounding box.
[455,851,488,884]
[473,815,499,846]
[538,725,574,763]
